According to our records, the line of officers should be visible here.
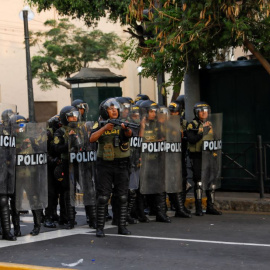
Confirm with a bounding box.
[0,94,222,241]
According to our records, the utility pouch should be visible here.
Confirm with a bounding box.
[113,135,120,147]
[103,143,115,161]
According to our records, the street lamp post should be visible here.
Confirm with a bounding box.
[19,6,35,122]
[137,66,143,94]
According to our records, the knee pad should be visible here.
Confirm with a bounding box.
[118,195,128,204]
[0,195,8,207]
[98,195,109,205]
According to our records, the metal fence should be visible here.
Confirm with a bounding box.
[222,136,266,198]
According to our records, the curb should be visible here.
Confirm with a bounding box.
[0,263,76,270]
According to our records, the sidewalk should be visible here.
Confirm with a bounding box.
[185,191,270,213]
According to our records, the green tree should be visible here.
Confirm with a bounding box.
[127,0,270,99]
[30,19,124,90]
[28,0,270,99]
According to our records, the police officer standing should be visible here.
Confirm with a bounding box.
[53,106,81,229]
[90,98,132,237]
[186,102,222,216]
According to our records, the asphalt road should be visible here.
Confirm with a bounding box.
[0,208,270,270]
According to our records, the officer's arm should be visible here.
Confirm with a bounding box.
[89,123,114,142]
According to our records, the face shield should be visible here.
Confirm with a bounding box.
[77,103,89,112]
[66,110,80,122]
[104,98,120,111]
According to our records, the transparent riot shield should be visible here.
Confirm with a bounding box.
[165,115,183,193]
[0,103,17,195]
[201,113,223,190]
[140,116,166,194]
[129,127,142,190]
[69,122,96,207]
[15,122,48,211]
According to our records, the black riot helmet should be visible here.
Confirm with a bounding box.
[176,95,185,110]
[139,100,159,119]
[59,106,79,126]
[1,109,15,126]
[48,114,61,132]
[71,99,89,112]
[193,101,211,119]
[115,97,131,110]
[125,97,134,104]
[10,115,28,133]
[158,105,169,115]
[99,98,120,120]
[135,94,150,103]
[130,104,140,115]
[168,101,181,114]
[116,97,131,119]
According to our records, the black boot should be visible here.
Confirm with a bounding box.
[173,193,192,218]
[31,209,42,236]
[63,191,75,230]
[118,195,131,235]
[85,205,97,229]
[206,190,222,215]
[126,190,138,224]
[156,193,171,223]
[96,196,108,238]
[10,196,21,237]
[136,191,149,223]
[0,196,16,241]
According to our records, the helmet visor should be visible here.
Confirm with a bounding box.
[103,98,120,110]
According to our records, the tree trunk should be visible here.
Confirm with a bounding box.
[184,65,200,122]
[243,39,270,75]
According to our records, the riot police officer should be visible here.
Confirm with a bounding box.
[139,100,171,223]
[167,101,192,218]
[44,115,61,228]
[186,102,222,216]
[0,109,16,240]
[90,98,132,237]
[53,106,81,229]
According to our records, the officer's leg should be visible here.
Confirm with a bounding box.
[96,161,113,237]
[114,159,131,235]
[31,208,43,236]
[156,192,171,223]
[96,195,109,237]
[126,189,138,224]
[85,204,97,229]
[111,193,119,226]
[172,192,192,218]
[117,195,131,235]
[206,185,222,215]
[0,195,16,241]
[192,157,204,216]
[10,194,21,237]
[44,168,57,228]
[135,189,149,222]
[194,182,203,216]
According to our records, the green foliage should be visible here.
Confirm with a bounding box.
[30,19,124,90]
[28,0,270,94]
[27,0,131,26]
[126,0,270,92]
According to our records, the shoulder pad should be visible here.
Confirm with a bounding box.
[93,122,99,129]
